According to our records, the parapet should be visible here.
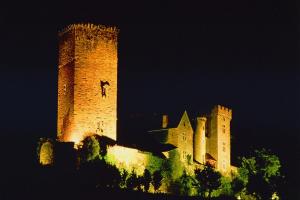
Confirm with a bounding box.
[212,105,232,118]
[196,116,207,122]
[58,23,119,41]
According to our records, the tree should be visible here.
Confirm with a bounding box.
[126,170,141,190]
[120,169,129,188]
[78,159,121,189]
[213,176,233,197]
[231,175,246,198]
[97,135,116,157]
[141,169,152,192]
[194,165,222,199]
[152,170,163,192]
[177,170,196,196]
[101,163,122,188]
[79,135,100,163]
[161,149,184,180]
[238,148,282,200]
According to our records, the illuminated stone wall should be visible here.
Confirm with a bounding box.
[57,24,118,144]
[57,29,75,140]
[166,111,194,164]
[106,145,148,175]
[206,105,232,174]
[106,145,168,193]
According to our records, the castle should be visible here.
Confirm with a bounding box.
[40,23,235,180]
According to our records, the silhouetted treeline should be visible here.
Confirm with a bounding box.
[0,133,299,200]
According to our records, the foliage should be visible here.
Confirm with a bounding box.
[212,176,233,197]
[237,148,282,200]
[78,158,121,188]
[231,175,245,197]
[194,165,222,199]
[120,169,129,188]
[126,170,141,190]
[177,170,196,196]
[254,149,281,181]
[97,135,116,157]
[79,135,100,162]
[162,149,184,181]
[152,170,163,192]
[100,162,122,188]
[145,152,164,174]
[141,169,152,192]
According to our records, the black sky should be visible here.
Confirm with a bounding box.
[0,0,299,191]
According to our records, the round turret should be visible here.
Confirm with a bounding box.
[194,117,207,164]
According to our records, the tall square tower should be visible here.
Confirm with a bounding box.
[207,105,232,174]
[57,24,118,144]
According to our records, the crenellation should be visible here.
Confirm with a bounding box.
[212,104,232,119]
[59,24,119,44]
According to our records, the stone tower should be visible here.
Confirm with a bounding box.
[206,105,232,173]
[194,117,207,164]
[57,24,118,144]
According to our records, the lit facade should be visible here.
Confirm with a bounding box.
[149,107,233,174]
[54,23,235,176]
[57,24,118,144]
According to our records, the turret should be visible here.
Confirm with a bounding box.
[194,117,207,164]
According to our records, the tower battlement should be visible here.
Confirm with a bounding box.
[212,105,232,118]
[58,23,119,41]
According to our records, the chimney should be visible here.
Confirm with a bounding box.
[162,115,168,128]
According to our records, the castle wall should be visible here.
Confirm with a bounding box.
[106,145,148,175]
[57,24,118,144]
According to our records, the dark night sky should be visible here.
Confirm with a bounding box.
[0,0,299,192]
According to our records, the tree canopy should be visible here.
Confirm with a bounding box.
[236,148,282,200]
[194,165,222,199]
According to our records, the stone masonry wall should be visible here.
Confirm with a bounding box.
[167,111,194,164]
[57,24,118,144]
[207,105,232,174]
[57,30,75,140]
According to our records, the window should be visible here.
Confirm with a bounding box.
[63,84,67,95]
[182,132,186,141]
[96,121,104,133]
[100,80,110,98]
